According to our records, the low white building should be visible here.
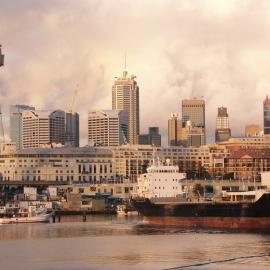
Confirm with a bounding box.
[0,146,115,183]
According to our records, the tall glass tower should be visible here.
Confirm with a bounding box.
[10,105,35,149]
[215,107,231,142]
[182,99,206,145]
[264,95,270,136]
[112,69,139,145]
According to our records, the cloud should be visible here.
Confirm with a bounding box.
[1,0,270,145]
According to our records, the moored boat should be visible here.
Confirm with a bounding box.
[117,204,138,216]
[0,206,52,224]
[132,159,270,230]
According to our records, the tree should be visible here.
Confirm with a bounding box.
[192,183,204,199]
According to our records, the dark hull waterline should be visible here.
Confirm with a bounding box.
[143,216,270,230]
[132,193,270,230]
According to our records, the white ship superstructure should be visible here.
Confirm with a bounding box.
[136,159,186,199]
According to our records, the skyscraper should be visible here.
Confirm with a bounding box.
[22,110,65,148]
[138,127,161,146]
[112,69,139,144]
[88,110,128,146]
[264,95,270,136]
[182,99,205,128]
[10,105,35,149]
[215,107,231,142]
[182,99,206,145]
[65,112,79,147]
[168,113,182,146]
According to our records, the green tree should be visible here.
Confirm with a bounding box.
[192,183,204,199]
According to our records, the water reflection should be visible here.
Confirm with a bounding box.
[0,215,270,270]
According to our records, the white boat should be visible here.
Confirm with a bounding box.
[0,206,52,224]
[117,204,138,216]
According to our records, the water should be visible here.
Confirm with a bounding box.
[0,215,270,270]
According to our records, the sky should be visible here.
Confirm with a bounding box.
[1,0,270,145]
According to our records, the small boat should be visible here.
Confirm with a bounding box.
[117,204,138,216]
[0,206,52,224]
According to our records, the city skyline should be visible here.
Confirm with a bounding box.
[1,1,270,145]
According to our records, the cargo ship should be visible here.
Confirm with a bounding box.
[132,159,270,230]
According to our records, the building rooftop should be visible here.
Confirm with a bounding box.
[15,146,113,156]
[88,109,126,118]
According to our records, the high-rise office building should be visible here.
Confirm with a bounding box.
[183,121,205,147]
[182,99,206,145]
[22,110,65,148]
[215,107,231,142]
[264,95,270,136]
[112,69,139,144]
[138,127,161,146]
[88,110,128,146]
[182,99,205,128]
[10,105,35,149]
[245,124,262,137]
[65,112,79,147]
[168,113,182,146]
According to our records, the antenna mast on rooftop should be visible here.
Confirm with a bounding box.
[0,105,5,143]
[123,51,128,78]
[0,46,5,143]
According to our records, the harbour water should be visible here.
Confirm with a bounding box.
[0,215,270,270]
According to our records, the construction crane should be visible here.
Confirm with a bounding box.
[68,84,78,113]
[0,44,4,67]
[0,105,5,143]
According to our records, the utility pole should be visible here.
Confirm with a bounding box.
[0,44,4,67]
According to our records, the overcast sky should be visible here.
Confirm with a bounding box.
[1,0,270,145]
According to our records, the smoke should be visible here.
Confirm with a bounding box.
[1,0,270,145]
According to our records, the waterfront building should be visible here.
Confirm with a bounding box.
[1,140,269,185]
[65,112,79,147]
[21,110,65,148]
[111,144,213,181]
[168,113,182,146]
[215,107,231,143]
[10,105,35,149]
[182,99,206,145]
[112,69,139,144]
[218,137,270,150]
[88,110,128,147]
[245,124,262,137]
[0,146,115,183]
[138,127,161,146]
[264,95,270,136]
[60,182,135,200]
[224,150,270,181]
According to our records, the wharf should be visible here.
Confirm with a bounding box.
[53,209,116,215]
